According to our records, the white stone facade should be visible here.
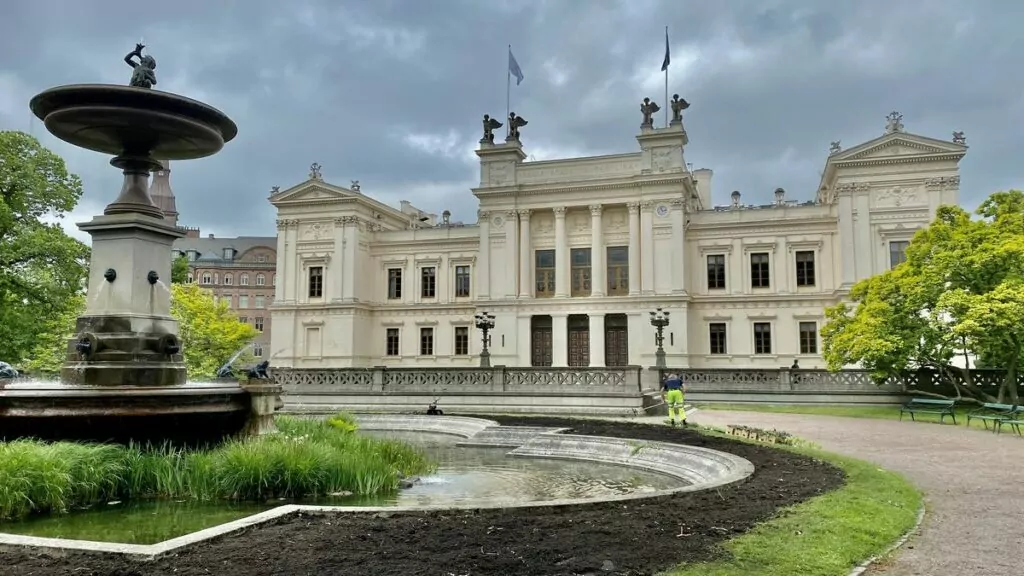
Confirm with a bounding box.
[269,111,966,369]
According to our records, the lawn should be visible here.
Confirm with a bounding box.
[666,430,923,576]
[695,403,998,430]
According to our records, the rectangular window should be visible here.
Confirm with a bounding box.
[889,241,910,269]
[419,327,434,356]
[224,275,233,286]
[454,265,471,297]
[799,322,818,354]
[709,323,727,355]
[570,248,592,297]
[254,317,264,332]
[239,316,248,324]
[239,295,249,308]
[707,255,726,290]
[750,253,771,288]
[535,249,555,297]
[254,295,265,308]
[606,246,629,296]
[421,267,436,298]
[794,251,816,287]
[385,328,400,356]
[308,266,323,298]
[753,322,772,355]
[387,268,402,300]
[454,326,470,355]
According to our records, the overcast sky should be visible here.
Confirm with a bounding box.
[2,0,1022,242]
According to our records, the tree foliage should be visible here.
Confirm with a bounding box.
[0,131,90,366]
[171,255,190,284]
[20,293,86,376]
[170,283,258,380]
[822,191,1024,403]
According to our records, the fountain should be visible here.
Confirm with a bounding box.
[0,44,280,444]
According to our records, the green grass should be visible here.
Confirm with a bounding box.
[664,433,922,576]
[0,414,435,521]
[697,403,996,429]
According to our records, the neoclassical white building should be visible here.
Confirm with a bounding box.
[268,107,965,369]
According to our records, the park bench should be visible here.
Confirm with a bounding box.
[995,416,1024,436]
[899,398,957,424]
[966,403,1024,431]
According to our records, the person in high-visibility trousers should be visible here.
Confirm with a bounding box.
[661,372,688,426]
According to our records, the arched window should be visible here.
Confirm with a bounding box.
[202,272,212,285]
[224,273,233,286]
[240,273,250,286]
[256,274,266,286]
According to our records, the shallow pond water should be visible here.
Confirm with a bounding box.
[0,431,680,544]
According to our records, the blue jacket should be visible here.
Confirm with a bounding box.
[662,376,683,391]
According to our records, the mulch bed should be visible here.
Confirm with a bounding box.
[1,415,844,576]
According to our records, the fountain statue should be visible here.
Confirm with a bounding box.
[0,362,18,380]
[0,44,281,444]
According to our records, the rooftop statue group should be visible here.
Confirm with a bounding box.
[480,112,528,144]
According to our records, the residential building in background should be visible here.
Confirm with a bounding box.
[153,161,278,359]
[267,106,965,369]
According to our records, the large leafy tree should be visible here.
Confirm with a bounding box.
[822,191,1024,404]
[0,131,90,366]
[170,283,258,380]
[20,293,86,376]
[171,255,190,284]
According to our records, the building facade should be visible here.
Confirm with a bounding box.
[153,161,279,358]
[269,107,965,369]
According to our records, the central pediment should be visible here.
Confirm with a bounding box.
[269,181,356,205]
[831,132,966,163]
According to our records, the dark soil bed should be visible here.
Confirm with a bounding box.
[1,415,844,576]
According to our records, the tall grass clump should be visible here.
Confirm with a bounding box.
[0,413,435,521]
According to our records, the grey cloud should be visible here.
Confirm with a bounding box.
[1,0,1021,237]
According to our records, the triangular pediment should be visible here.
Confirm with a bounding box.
[269,181,355,205]
[831,132,966,163]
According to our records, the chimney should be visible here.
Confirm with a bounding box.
[774,187,786,205]
[730,190,741,208]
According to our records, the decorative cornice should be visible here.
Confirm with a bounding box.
[924,175,960,191]
[472,176,694,198]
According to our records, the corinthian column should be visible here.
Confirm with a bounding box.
[518,209,532,298]
[477,210,490,300]
[627,202,640,296]
[554,206,568,297]
[504,210,518,298]
[274,219,287,302]
[640,201,655,295]
[589,204,605,297]
[670,198,686,294]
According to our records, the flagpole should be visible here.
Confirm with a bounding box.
[506,44,512,138]
[664,26,669,128]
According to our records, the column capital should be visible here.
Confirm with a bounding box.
[553,206,567,217]
[640,200,655,212]
[504,209,518,218]
[478,209,490,219]
[517,208,532,218]
[588,204,603,216]
[626,202,641,214]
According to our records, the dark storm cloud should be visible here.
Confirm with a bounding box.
[1,0,1022,239]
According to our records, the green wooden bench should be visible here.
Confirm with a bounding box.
[966,403,1024,431]
[995,417,1024,436]
[899,398,957,424]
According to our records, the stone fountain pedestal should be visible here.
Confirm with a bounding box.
[0,78,282,445]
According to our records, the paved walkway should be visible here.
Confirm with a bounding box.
[640,411,1024,575]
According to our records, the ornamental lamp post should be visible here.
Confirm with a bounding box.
[474,311,496,368]
[649,307,670,369]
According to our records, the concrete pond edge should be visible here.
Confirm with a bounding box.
[0,414,752,561]
[847,504,927,576]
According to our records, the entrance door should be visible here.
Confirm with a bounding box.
[567,314,590,367]
[530,315,553,367]
[604,313,629,366]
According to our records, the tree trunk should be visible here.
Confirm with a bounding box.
[946,365,998,403]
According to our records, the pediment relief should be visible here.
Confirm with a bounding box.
[271,182,353,205]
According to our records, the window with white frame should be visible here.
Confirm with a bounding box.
[753,322,772,354]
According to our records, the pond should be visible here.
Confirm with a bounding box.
[0,431,680,544]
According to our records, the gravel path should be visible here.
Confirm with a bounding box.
[680,410,1024,575]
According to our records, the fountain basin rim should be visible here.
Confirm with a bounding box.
[30,84,237,142]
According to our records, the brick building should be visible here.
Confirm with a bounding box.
[152,161,277,359]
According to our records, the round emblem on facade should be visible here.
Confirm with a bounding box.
[492,216,504,227]
[655,204,670,218]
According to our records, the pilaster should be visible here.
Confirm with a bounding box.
[477,210,491,300]
[342,217,358,301]
[518,209,532,298]
[588,313,605,367]
[589,204,605,297]
[274,219,287,302]
[640,201,655,295]
[627,202,641,296]
[552,313,568,367]
[554,207,568,298]
[836,185,856,288]
[670,198,686,294]
[330,219,344,301]
[504,210,519,298]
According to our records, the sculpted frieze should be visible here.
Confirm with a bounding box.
[874,185,924,208]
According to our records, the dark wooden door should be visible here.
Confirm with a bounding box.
[604,314,629,366]
[531,329,552,366]
[567,314,590,367]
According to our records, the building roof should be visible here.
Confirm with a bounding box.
[173,235,277,263]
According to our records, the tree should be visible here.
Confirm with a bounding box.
[170,283,258,380]
[0,131,90,366]
[171,255,190,284]
[822,191,1024,404]
[20,293,86,376]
